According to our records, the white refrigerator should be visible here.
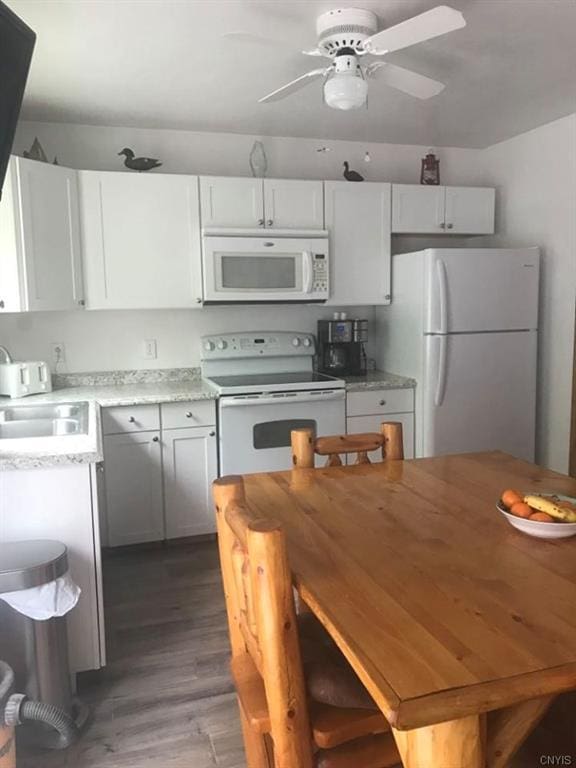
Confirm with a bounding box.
[382,248,539,461]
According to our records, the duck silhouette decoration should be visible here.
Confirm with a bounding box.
[343,161,364,182]
[118,148,162,172]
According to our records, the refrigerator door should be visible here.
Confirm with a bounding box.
[425,248,539,333]
[422,331,537,461]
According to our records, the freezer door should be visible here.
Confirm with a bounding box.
[422,331,537,461]
[424,248,539,333]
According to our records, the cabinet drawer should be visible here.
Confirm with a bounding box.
[102,405,160,435]
[161,400,216,429]
[347,388,414,417]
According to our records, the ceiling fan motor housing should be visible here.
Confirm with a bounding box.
[315,8,378,56]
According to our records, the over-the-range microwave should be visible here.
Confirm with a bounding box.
[201,228,329,303]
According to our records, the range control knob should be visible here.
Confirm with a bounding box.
[204,341,215,351]
[217,340,228,350]
[303,338,312,347]
[292,337,301,347]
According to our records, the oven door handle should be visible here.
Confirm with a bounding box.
[219,390,345,408]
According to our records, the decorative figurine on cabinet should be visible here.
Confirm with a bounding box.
[343,161,364,182]
[420,150,440,185]
[118,148,162,172]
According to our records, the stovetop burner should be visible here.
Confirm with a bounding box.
[207,371,340,388]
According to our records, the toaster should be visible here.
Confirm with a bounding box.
[0,361,52,398]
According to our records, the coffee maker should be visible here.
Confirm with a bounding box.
[317,318,368,377]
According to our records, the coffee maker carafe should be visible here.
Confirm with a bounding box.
[317,319,368,377]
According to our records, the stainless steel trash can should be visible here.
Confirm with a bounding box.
[0,541,75,746]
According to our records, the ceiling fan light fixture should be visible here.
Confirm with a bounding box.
[324,73,368,110]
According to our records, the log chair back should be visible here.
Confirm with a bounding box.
[213,475,314,768]
[291,422,404,469]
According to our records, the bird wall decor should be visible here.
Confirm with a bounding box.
[343,161,364,182]
[118,148,162,172]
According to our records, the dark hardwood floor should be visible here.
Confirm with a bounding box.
[17,539,576,767]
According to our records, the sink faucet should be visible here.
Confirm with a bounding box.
[0,346,13,364]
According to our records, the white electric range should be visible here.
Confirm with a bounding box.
[201,332,345,475]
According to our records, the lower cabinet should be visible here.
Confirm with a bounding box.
[163,427,217,539]
[102,402,218,547]
[346,387,415,461]
[103,430,164,547]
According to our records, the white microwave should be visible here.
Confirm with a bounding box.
[202,232,329,303]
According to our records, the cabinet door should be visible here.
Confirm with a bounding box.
[163,427,218,539]
[16,158,84,311]
[263,179,324,229]
[346,412,414,460]
[391,184,445,234]
[444,187,495,234]
[103,431,163,546]
[80,171,202,309]
[325,181,391,305]
[200,176,264,228]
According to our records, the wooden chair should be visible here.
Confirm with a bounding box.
[291,422,404,469]
[213,475,400,768]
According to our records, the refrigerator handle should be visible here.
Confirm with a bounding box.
[435,259,449,334]
[434,335,448,407]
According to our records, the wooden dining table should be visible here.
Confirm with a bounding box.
[239,451,576,768]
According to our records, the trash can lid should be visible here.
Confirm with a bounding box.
[0,540,68,592]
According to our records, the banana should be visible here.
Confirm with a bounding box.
[524,495,576,523]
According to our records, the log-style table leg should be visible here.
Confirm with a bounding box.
[392,715,485,768]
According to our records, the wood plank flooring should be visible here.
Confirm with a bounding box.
[17,539,576,767]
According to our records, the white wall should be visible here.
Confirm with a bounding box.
[0,120,484,375]
[474,114,576,472]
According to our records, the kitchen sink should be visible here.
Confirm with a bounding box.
[0,402,89,439]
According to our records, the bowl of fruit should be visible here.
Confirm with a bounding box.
[497,490,576,539]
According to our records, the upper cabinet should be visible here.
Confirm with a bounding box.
[0,157,84,312]
[392,184,495,235]
[80,171,203,309]
[200,176,324,229]
[325,181,391,306]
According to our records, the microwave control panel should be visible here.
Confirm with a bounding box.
[312,252,328,293]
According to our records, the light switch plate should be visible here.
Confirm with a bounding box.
[143,339,157,360]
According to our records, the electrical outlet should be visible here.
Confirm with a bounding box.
[51,342,66,366]
[143,339,157,360]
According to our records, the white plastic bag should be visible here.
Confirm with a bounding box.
[0,572,81,620]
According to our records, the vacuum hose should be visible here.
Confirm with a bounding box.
[18,699,79,750]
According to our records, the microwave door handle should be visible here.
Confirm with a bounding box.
[302,252,313,293]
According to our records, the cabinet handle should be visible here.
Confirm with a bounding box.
[209,431,216,437]
[196,298,202,304]
[185,411,193,418]
[258,218,265,227]
[152,436,159,442]
[439,222,446,229]
[267,219,273,227]
[446,223,454,229]
[0,300,5,309]
[78,299,86,306]
[128,416,136,423]
[379,399,387,406]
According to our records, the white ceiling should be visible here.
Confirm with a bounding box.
[8,0,576,148]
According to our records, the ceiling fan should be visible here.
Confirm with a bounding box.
[255,5,466,111]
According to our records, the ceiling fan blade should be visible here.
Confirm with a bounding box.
[364,5,465,55]
[367,62,445,99]
[302,48,329,58]
[259,68,328,103]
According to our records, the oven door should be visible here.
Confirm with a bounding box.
[218,389,345,475]
[202,237,328,302]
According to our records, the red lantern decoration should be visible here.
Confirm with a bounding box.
[421,150,440,185]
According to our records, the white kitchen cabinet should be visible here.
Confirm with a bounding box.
[346,413,415,461]
[103,430,164,546]
[163,426,218,539]
[444,186,496,234]
[0,464,104,673]
[200,176,324,229]
[392,184,495,234]
[0,156,84,312]
[200,176,264,228]
[80,171,203,309]
[324,181,391,306]
[263,179,324,229]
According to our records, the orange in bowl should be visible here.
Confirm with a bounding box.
[501,489,523,508]
[510,502,533,519]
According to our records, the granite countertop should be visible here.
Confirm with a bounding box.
[0,367,414,470]
[344,370,416,391]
